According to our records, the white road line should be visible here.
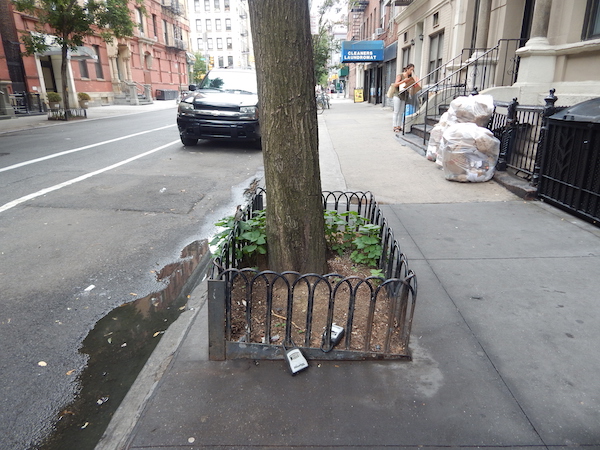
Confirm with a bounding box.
[0,139,180,213]
[0,124,176,173]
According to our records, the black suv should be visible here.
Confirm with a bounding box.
[177,69,260,148]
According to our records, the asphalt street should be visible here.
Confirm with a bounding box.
[0,102,264,449]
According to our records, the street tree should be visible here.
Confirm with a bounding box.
[192,52,208,84]
[312,0,342,86]
[248,0,327,274]
[13,0,141,115]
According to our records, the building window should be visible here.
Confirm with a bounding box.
[218,56,224,68]
[215,18,221,31]
[93,44,103,78]
[136,8,144,36]
[217,37,223,50]
[207,38,213,50]
[401,47,411,70]
[225,18,231,31]
[433,11,439,27]
[583,0,600,39]
[197,38,204,50]
[163,19,169,45]
[428,31,444,83]
[194,0,200,11]
[206,19,212,31]
[152,14,158,38]
[224,0,230,11]
[174,24,182,40]
[214,0,220,11]
[228,55,233,67]
[196,19,202,32]
[79,60,89,78]
[226,37,232,50]
[204,0,210,11]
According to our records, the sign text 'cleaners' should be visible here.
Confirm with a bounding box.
[341,40,384,63]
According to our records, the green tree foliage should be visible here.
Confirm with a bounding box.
[312,0,342,86]
[13,0,140,114]
[192,53,208,84]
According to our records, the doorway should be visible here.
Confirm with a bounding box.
[40,56,57,92]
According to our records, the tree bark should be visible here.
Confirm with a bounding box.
[61,41,70,111]
[248,0,327,274]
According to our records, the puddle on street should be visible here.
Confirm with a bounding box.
[40,240,209,450]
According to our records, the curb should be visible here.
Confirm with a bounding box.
[94,252,212,450]
[492,170,539,200]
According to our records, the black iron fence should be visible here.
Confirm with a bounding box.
[9,92,45,114]
[490,90,599,225]
[491,90,565,182]
[209,190,417,361]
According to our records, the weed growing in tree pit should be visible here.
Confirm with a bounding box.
[324,210,383,277]
[211,209,267,267]
[211,209,383,274]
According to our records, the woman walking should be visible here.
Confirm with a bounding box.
[392,64,417,132]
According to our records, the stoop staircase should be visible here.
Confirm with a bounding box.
[113,81,153,106]
[399,39,526,148]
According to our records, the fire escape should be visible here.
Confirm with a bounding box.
[349,1,368,40]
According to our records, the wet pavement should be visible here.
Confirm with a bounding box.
[96,98,600,449]
[40,240,211,449]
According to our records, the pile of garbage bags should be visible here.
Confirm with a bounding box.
[426,94,500,182]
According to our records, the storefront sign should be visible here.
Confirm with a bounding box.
[341,41,384,63]
[354,88,364,103]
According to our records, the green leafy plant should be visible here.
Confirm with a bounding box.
[210,209,266,263]
[47,92,61,103]
[369,268,384,279]
[238,210,267,258]
[212,208,382,270]
[324,210,366,255]
[351,224,383,268]
[78,92,91,101]
[324,210,381,267]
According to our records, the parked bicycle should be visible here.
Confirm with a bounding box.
[316,92,330,114]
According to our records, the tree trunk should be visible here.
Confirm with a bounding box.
[248,0,327,274]
[61,41,70,113]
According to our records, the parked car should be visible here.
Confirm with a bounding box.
[177,69,260,148]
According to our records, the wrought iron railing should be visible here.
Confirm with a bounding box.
[403,39,526,143]
[209,190,417,361]
[491,90,566,182]
[9,92,45,114]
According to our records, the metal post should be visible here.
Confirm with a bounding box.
[208,279,226,360]
[497,97,519,171]
[532,89,558,186]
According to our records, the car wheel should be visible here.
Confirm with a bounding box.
[181,136,198,146]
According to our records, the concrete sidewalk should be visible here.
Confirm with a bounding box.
[92,98,600,449]
[0,100,178,135]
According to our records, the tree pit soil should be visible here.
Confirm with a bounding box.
[228,254,408,355]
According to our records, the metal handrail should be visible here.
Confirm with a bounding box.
[400,39,526,144]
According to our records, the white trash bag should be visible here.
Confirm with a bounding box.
[426,111,457,162]
[448,94,495,127]
[440,123,500,182]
